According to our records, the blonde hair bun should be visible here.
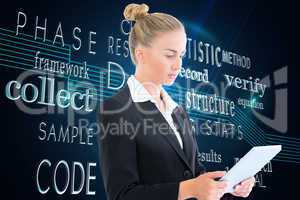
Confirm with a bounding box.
[123,3,149,21]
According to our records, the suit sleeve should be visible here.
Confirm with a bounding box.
[97,101,180,200]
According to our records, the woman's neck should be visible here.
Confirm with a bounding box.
[134,72,166,113]
[134,73,162,99]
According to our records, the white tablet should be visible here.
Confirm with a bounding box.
[219,145,282,193]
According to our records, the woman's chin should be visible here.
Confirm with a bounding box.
[164,79,176,86]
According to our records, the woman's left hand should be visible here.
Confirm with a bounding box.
[230,176,256,198]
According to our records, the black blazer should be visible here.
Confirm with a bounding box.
[97,84,206,200]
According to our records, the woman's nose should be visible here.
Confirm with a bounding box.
[172,56,182,71]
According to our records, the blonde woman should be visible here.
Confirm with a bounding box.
[98,3,255,200]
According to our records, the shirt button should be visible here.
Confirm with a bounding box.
[183,170,192,178]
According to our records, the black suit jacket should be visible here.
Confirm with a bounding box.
[97,84,206,200]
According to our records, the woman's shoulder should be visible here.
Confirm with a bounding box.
[99,84,134,114]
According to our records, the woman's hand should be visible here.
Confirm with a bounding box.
[194,171,228,200]
[230,176,256,198]
[178,171,228,200]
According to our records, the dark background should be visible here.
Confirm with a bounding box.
[0,0,298,199]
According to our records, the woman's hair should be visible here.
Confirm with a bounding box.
[123,3,185,65]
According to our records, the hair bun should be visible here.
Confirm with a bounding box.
[123,3,149,21]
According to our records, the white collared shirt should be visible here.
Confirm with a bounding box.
[127,75,183,149]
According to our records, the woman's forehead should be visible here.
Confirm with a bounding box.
[152,31,187,50]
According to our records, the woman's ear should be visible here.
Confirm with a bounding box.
[135,47,146,65]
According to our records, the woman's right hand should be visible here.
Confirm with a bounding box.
[178,171,228,200]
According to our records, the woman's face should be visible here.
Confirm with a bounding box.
[137,28,187,86]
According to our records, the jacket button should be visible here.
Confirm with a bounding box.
[183,170,192,178]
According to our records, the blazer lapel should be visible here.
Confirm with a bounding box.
[134,101,193,172]
[171,106,195,173]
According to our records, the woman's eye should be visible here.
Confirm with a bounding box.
[165,54,184,59]
[166,55,175,58]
